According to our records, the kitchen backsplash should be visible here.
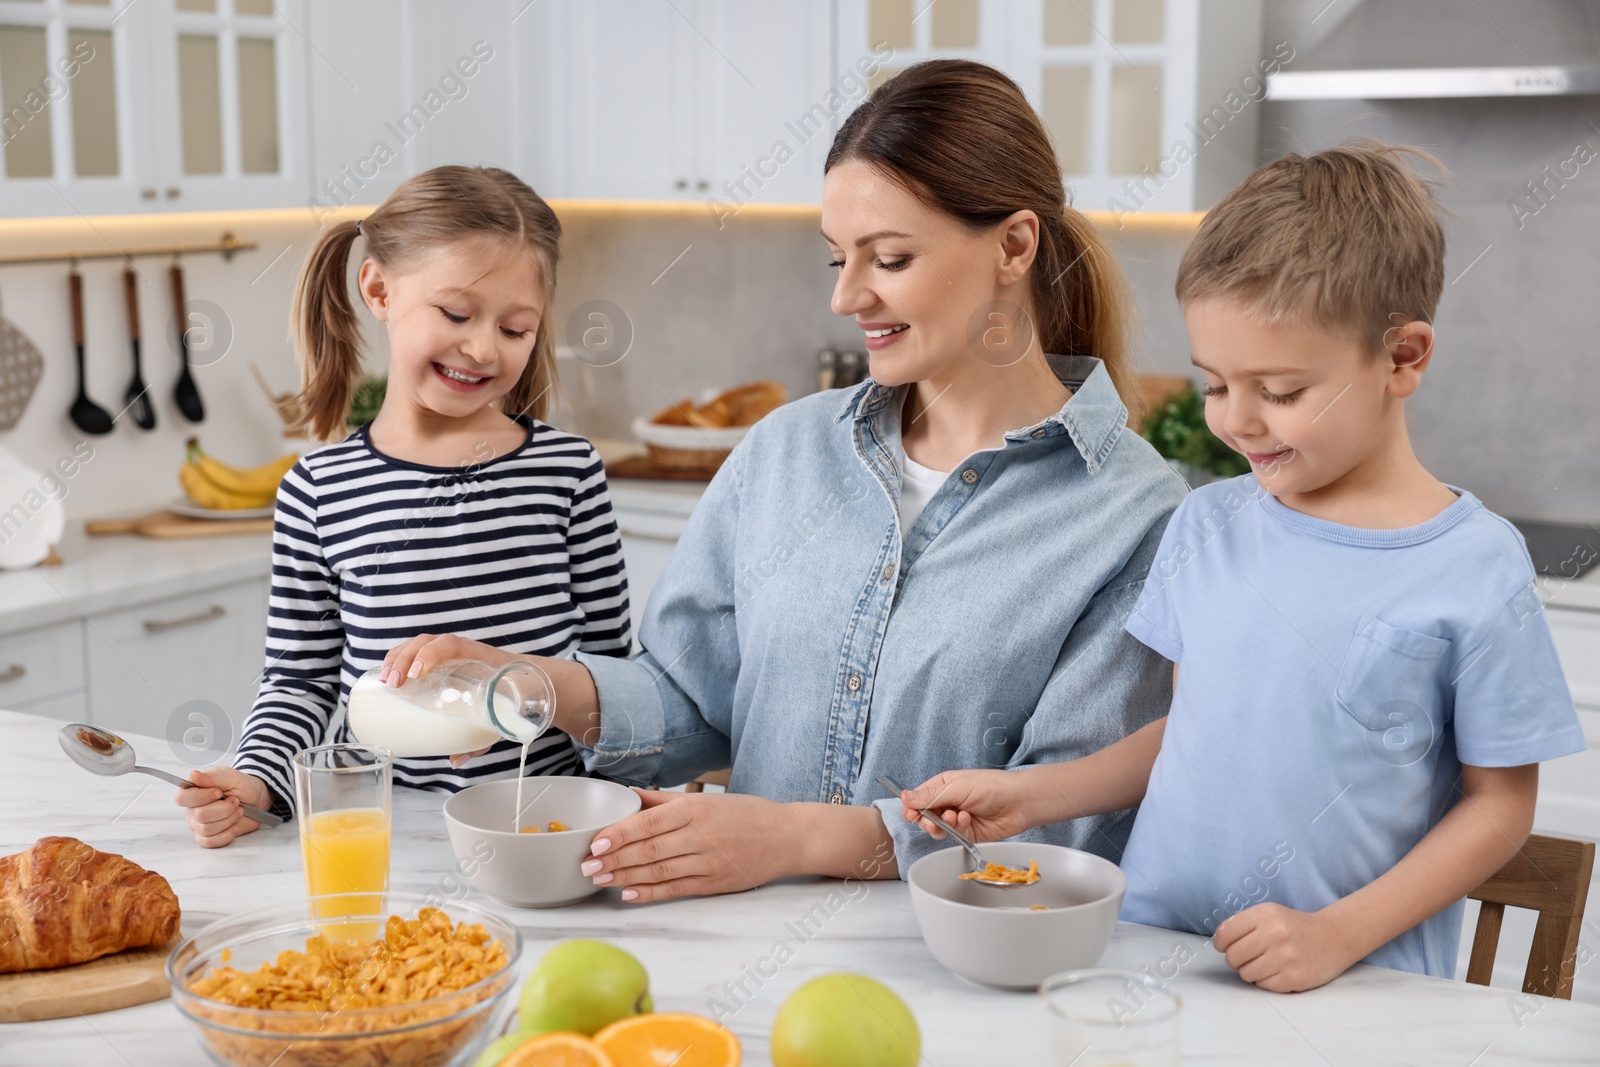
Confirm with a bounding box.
[0,170,1593,526]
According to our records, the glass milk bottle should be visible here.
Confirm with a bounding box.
[345,659,556,758]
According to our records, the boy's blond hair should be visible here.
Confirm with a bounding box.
[1175,139,1449,354]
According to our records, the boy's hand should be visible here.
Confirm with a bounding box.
[176,768,272,849]
[899,770,1034,843]
[380,633,516,686]
[1213,902,1359,993]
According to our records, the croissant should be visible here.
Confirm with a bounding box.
[0,836,181,974]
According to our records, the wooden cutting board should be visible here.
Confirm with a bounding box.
[0,933,182,1022]
[604,455,717,482]
[85,510,273,539]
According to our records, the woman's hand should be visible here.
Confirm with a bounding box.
[899,769,1034,843]
[579,789,798,902]
[175,768,272,848]
[379,633,517,686]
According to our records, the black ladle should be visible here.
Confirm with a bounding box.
[67,269,113,436]
[122,267,156,430]
[170,261,204,423]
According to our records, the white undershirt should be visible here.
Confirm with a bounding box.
[894,439,950,531]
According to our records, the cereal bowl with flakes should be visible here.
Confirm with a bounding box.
[167,892,521,1067]
[442,776,643,908]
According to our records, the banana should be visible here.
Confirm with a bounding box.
[185,438,296,499]
[179,460,275,510]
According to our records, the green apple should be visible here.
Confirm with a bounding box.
[771,974,920,1067]
[518,939,653,1036]
[471,1030,539,1067]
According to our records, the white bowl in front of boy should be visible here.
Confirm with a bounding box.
[443,776,641,908]
[906,841,1126,989]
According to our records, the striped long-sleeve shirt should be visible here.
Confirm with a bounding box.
[234,416,630,818]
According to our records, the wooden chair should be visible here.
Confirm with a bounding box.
[1466,834,1595,999]
[683,769,731,793]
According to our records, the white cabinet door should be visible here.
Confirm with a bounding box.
[0,618,86,719]
[1535,607,1600,840]
[615,507,688,649]
[84,578,269,756]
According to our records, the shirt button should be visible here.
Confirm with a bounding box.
[881,565,894,583]
[829,791,844,805]
[1031,428,1047,439]
[847,672,862,691]
[961,469,978,484]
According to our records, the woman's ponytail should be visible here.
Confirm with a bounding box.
[1039,207,1135,405]
[289,218,365,442]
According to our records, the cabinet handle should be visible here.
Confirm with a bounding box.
[695,179,709,191]
[143,604,225,634]
[165,186,181,199]
[617,526,681,543]
[0,664,24,683]
[674,178,688,190]
[141,188,157,200]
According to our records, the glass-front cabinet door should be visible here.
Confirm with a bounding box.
[0,0,305,217]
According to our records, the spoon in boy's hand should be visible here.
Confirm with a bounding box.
[876,774,1035,889]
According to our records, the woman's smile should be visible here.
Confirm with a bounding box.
[860,320,910,350]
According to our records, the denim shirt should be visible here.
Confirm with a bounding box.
[575,355,1188,874]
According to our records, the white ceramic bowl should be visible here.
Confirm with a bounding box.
[630,415,750,452]
[442,777,641,908]
[906,841,1127,990]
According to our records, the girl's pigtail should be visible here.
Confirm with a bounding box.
[289,218,365,442]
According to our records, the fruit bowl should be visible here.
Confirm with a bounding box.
[167,892,521,1067]
[443,776,642,908]
[906,841,1126,990]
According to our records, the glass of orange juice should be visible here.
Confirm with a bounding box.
[291,744,393,930]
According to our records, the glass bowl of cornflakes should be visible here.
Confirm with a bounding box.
[166,893,522,1067]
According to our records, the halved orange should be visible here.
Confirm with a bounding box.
[593,1012,741,1067]
[502,1031,616,1067]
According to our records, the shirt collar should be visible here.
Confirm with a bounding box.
[834,354,1129,475]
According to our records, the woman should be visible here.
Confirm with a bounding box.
[384,59,1187,901]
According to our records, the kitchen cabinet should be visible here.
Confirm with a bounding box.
[835,0,1272,214]
[1536,606,1600,839]
[82,575,268,744]
[610,481,703,648]
[545,0,835,204]
[0,617,86,720]
[0,0,308,216]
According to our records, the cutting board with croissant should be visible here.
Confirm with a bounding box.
[0,837,183,1021]
[0,934,182,1021]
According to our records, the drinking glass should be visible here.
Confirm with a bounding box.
[292,744,393,928]
[1041,969,1181,1066]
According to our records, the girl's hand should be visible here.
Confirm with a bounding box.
[378,633,517,686]
[899,769,1033,843]
[579,789,796,903]
[1213,902,1358,993]
[175,768,272,848]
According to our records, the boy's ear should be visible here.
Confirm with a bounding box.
[1382,319,1434,397]
[357,259,391,322]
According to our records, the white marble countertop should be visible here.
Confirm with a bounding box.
[0,509,271,639]
[2,709,1598,1066]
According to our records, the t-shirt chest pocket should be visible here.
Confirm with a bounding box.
[1333,614,1453,768]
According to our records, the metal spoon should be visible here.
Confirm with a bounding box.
[876,774,1031,889]
[169,262,204,423]
[58,723,283,827]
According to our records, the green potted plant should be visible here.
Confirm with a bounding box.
[348,375,386,429]
[1141,384,1250,486]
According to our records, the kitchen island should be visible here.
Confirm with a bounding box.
[2,707,1597,1066]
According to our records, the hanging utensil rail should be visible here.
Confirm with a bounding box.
[0,232,256,267]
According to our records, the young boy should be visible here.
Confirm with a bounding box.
[900,140,1584,993]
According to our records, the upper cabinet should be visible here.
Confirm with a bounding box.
[543,0,833,206]
[0,0,306,216]
[0,0,1271,218]
[836,0,1270,214]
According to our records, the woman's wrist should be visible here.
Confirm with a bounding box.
[542,656,601,745]
[793,801,900,881]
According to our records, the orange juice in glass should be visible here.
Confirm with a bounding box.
[292,744,393,935]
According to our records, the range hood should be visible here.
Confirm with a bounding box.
[1263,0,1600,100]
[1268,65,1600,100]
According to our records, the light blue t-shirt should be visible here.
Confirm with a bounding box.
[1120,475,1584,977]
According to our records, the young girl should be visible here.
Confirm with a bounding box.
[175,165,631,847]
